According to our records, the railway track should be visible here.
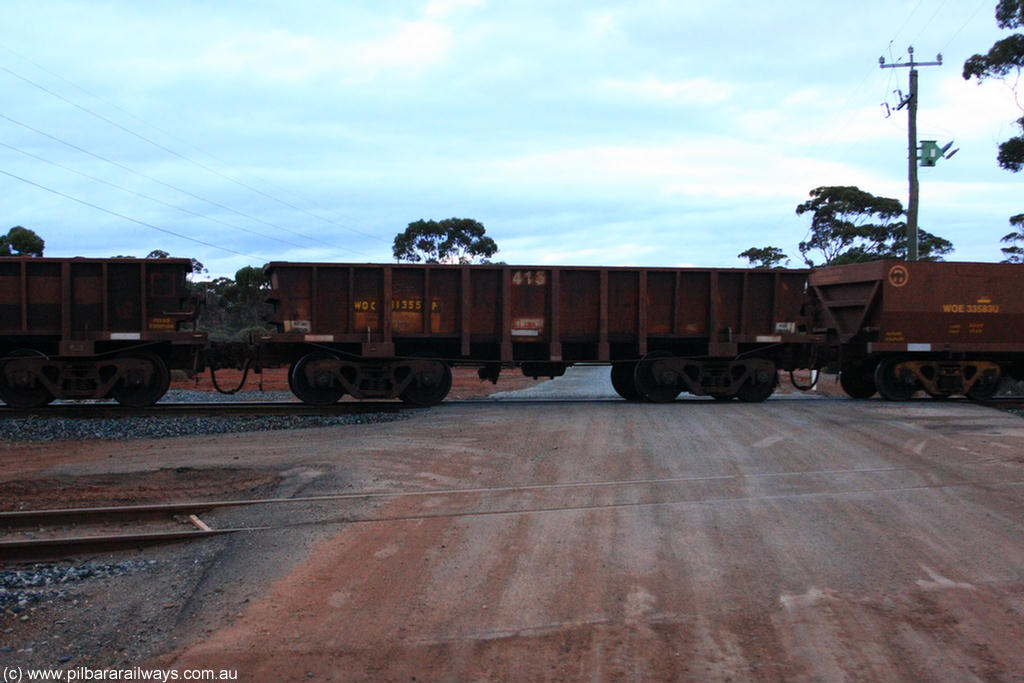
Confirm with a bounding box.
[8,452,1024,562]
[0,469,903,562]
[0,501,264,562]
[978,396,1024,410]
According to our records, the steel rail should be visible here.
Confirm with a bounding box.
[0,527,258,562]
[0,463,915,528]
[1,497,273,562]
[6,455,1022,561]
[977,396,1024,410]
[10,471,1023,562]
[2,467,910,561]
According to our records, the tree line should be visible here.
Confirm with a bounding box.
[738,185,954,268]
[965,0,1024,261]
[0,226,44,256]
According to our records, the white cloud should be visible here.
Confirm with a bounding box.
[921,74,1023,143]
[482,138,892,202]
[735,100,906,148]
[598,76,735,105]
[191,20,454,84]
[424,0,483,19]
[582,10,618,39]
[355,20,454,75]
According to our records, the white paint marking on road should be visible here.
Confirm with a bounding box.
[329,590,351,607]
[752,435,786,448]
[625,586,656,621]
[373,543,400,559]
[779,587,834,610]
[916,565,976,592]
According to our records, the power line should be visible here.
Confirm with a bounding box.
[908,0,954,50]
[0,168,267,260]
[0,112,370,256]
[0,56,388,244]
[938,0,991,56]
[889,0,928,48]
[0,140,314,253]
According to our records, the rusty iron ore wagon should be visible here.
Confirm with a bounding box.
[0,257,204,408]
[3,257,1022,409]
[257,262,821,405]
[811,259,1024,401]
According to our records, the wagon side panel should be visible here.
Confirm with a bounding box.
[315,266,350,335]
[0,260,27,334]
[509,267,550,347]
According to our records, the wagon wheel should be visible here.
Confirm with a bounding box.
[610,362,642,401]
[966,368,1000,401]
[111,351,170,407]
[0,348,55,409]
[736,363,778,403]
[289,352,345,405]
[912,363,952,399]
[839,363,877,399]
[873,357,917,401]
[399,353,452,407]
[633,351,681,403]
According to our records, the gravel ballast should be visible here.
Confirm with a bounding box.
[0,390,409,443]
[0,413,408,443]
[1,560,155,614]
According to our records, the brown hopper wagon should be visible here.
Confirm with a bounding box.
[258,262,820,405]
[810,260,1024,400]
[0,257,204,408]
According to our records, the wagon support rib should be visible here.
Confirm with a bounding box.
[812,279,881,343]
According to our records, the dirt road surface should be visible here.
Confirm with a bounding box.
[5,367,1024,681]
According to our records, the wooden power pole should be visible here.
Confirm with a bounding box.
[879,46,942,261]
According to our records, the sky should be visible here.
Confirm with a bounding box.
[1,0,1022,278]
